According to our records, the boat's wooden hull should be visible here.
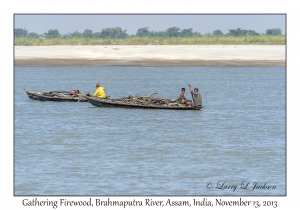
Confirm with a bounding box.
[24,88,88,102]
[85,96,202,110]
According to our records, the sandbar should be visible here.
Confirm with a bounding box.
[14,45,286,66]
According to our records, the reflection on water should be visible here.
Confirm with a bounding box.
[14,66,285,195]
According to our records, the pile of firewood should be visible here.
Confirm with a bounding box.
[40,91,86,100]
[105,95,185,107]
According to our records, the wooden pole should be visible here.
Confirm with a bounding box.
[188,84,195,105]
[103,77,113,87]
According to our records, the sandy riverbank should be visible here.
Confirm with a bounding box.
[14,45,286,66]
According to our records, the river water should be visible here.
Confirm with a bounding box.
[14,66,285,196]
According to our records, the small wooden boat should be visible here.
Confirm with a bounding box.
[24,88,88,102]
[85,96,202,110]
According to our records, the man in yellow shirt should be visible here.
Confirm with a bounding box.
[93,83,106,98]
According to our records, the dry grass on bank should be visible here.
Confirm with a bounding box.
[14,35,286,46]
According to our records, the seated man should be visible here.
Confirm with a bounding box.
[93,83,106,98]
[176,88,187,104]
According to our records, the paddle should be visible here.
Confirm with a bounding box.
[103,77,113,87]
[188,84,195,106]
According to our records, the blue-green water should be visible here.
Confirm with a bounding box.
[14,66,286,195]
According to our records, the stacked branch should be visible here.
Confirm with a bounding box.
[105,95,186,107]
[38,91,87,100]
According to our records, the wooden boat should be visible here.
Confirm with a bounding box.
[85,96,202,110]
[24,88,88,102]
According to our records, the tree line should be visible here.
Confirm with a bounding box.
[14,27,283,39]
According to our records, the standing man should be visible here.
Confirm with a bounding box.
[93,83,106,98]
[188,84,202,107]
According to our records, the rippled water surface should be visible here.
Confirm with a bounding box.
[14,66,285,195]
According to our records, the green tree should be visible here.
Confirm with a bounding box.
[228,28,241,36]
[192,31,202,37]
[136,27,152,37]
[83,29,93,38]
[266,28,282,35]
[44,29,61,39]
[213,29,223,36]
[100,27,128,39]
[180,28,193,37]
[15,28,28,37]
[246,30,259,36]
[27,32,40,38]
[93,32,102,38]
[153,31,168,37]
[166,27,181,37]
[69,30,83,38]
[203,33,212,37]
[227,28,259,36]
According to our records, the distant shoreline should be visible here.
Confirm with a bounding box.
[15,45,286,67]
[15,59,285,67]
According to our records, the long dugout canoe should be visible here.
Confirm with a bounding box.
[85,96,203,110]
